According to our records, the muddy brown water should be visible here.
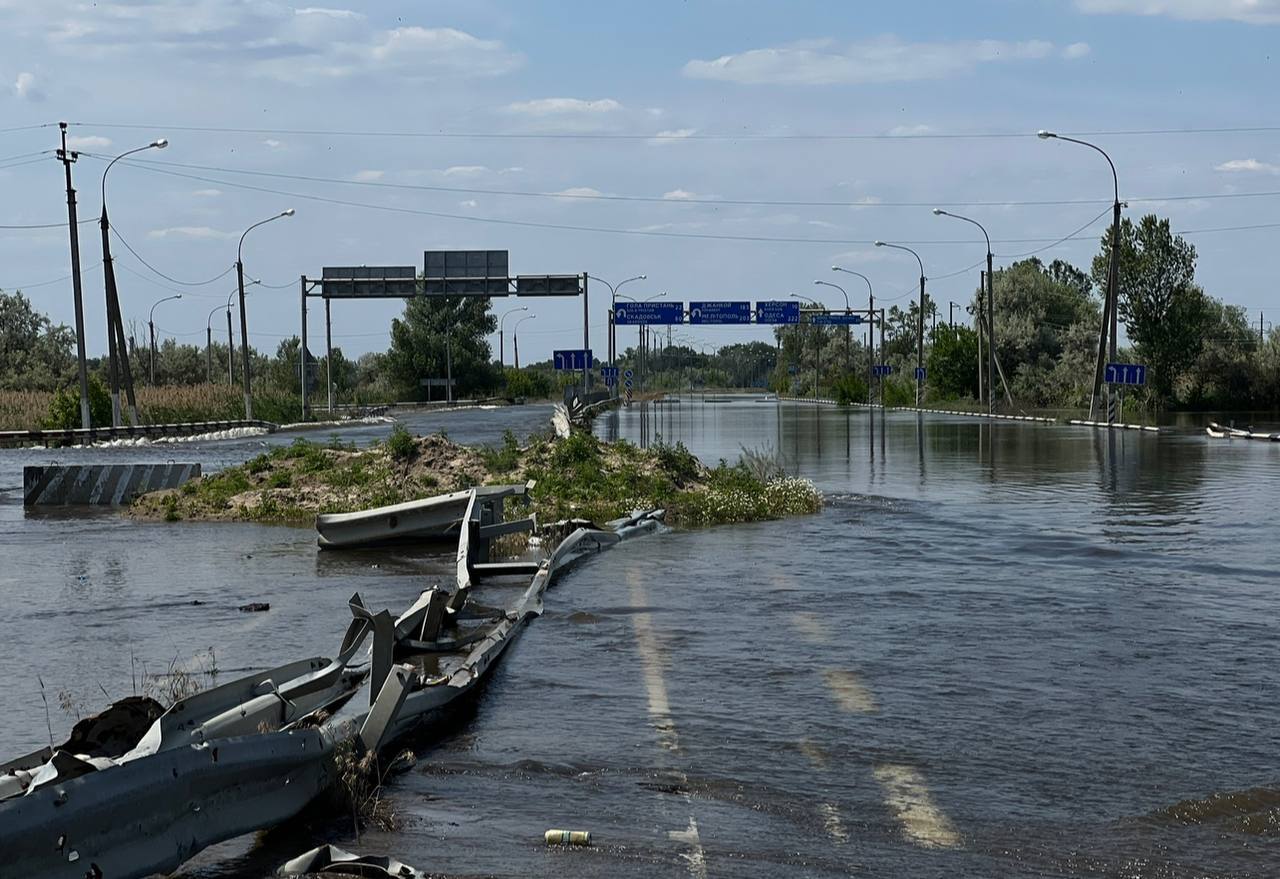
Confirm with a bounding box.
[2,399,1279,877]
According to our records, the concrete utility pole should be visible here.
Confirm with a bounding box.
[513,314,535,370]
[101,138,166,425]
[875,241,926,405]
[236,210,294,419]
[1040,130,1122,423]
[57,123,92,429]
[205,303,223,383]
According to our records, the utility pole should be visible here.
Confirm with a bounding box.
[582,273,590,393]
[300,276,309,422]
[977,273,985,406]
[57,122,92,429]
[226,305,235,384]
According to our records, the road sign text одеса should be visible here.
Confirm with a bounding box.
[755,301,801,325]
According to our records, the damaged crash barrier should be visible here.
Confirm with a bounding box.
[0,483,665,879]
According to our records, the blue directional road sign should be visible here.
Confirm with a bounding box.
[613,302,685,325]
[553,349,594,371]
[600,366,619,380]
[873,365,894,377]
[915,367,927,381]
[755,300,801,324]
[689,301,752,325]
[811,312,863,325]
[1105,362,1147,386]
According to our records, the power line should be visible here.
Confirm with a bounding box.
[0,262,102,292]
[82,155,1153,248]
[108,226,236,287]
[68,120,1280,141]
[0,123,55,135]
[997,206,1114,259]
[106,154,1280,210]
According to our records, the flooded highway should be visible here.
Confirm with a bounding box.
[3,399,1279,877]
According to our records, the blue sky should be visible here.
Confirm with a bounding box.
[1,0,1278,364]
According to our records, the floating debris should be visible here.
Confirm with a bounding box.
[278,844,422,877]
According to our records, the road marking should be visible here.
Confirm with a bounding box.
[629,569,706,877]
[819,802,850,844]
[790,611,832,644]
[823,669,878,714]
[872,763,961,849]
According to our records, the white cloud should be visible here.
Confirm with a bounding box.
[442,165,490,177]
[851,196,883,209]
[649,128,697,145]
[263,138,284,149]
[888,124,932,136]
[554,187,605,199]
[505,97,622,115]
[12,71,44,101]
[683,36,1079,85]
[1215,158,1280,174]
[1061,41,1092,58]
[352,169,384,182]
[663,189,698,200]
[1074,0,1280,24]
[458,199,478,208]
[5,3,522,84]
[192,188,222,197]
[148,225,233,240]
[66,135,112,149]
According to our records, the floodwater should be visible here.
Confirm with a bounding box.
[3,398,1280,877]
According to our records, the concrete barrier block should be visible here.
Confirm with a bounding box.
[23,463,201,506]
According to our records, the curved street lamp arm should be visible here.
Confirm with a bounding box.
[934,210,992,256]
[832,267,874,299]
[1041,133,1119,204]
[876,242,925,278]
[813,280,850,310]
[149,293,182,323]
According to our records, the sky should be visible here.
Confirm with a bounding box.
[1,0,1278,366]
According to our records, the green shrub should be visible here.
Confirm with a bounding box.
[481,429,522,474]
[832,373,869,406]
[44,374,111,429]
[386,423,415,461]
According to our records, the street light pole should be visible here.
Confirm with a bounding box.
[874,241,927,405]
[148,293,181,385]
[833,266,875,402]
[236,209,294,419]
[100,136,168,426]
[205,303,223,383]
[513,314,536,369]
[1039,130,1121,423]
[618,290,665,395]
[933,209,999,414]
[498,305,528,369]
[814,279,851,372]
[587,273,646,367]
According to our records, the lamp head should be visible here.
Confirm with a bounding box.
[1037,130,1056,140]
[639,274,647,280]
[874,240,885,247]
[932,208,946,216]
[281,208,296,217]
[830,266,840,271]
[151,138,169,149]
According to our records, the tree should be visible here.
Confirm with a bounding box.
[1181,298,1257,408]
[0,290,76,391]
[927,325,979,399]
[1092,215,1208,405]
[984,258,1101,406]
[386,295,499,399]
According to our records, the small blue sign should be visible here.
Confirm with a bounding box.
[915,367,927,381]
[600,366,619,380]
[755,300,801,325]
[614,302,685,325]
[623,368,634,380]
[1105,362,1147,386]
[873,365,894,377]
[811,312,863,326]
[624,378,634,389]
[553,349,594,371]
[689,301,752,325]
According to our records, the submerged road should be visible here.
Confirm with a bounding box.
[1,398,1279,877]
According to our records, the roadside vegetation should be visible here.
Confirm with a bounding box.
[131,427,821,528]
